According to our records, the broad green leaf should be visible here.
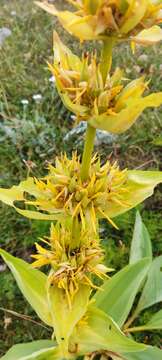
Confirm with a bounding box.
[136,256,162,313]
[122,346,162,360]
[0,340,59,360]
[94,258,150,327]
[105,170,162,218]
[47,283,90,354]
[128,310,162,333]
[89,93,162,134]
[129,211,152,264]
[0,249,52,327]
[70,306,146,355]
[133,26,162,45]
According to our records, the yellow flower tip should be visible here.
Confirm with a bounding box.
[131,41,136,54]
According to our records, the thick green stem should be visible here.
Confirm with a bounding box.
[81,124,96,182]
[100,38,116,85]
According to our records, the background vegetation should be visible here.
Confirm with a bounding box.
[0,0,162,355]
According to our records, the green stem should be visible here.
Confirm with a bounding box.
[81,124,96,182]
[100,38,116,85]
[125,325,149,334]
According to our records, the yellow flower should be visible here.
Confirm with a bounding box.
[31,222,113,307]
[1,153,162,230]
[49,32,162,134]
[35,0,162,44]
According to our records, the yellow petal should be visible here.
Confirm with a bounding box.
[53,31,81,72]
[132,25,162,44]
[115,77,147,112]
[35,1,58,16]
[120,0,148,34]
[89,92,162,134]
[104,170,162,218]
[35,1,95,41]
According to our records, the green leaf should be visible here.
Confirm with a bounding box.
[70,306,146,355]
[129,211,152,264]
[105,170,162,218]
[0,249,52,327]
[128,310,162,333]
[142,310,162,330]
[122,346,162,359]
[94,258,150,327]
[47,284,90,354]
[136,256,162,313]
[0,340,59,360]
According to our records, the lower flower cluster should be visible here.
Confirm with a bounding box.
[32,221,113,307]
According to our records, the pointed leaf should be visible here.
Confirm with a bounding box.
[136,256,162,313]
[0,249,52,326]
[89,93,162,134]
[105,170,162,218]
[138,310,162,331]
[47,284,90,352]
[128,310,162,333]
[123,346,162,360]
[129,211,152,264]
[0,340,59,360]
[70,306,146,355]
[94,258,150,327]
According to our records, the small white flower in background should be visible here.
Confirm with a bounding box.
[49,75,56,83]
[32,94,42,103]
[70,115,77,121]
[159,64,162,72]
[11,10,17,16]
[0,27,12,46]
[21,99,29,106]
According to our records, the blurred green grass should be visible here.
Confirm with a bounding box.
[0,0,162,355]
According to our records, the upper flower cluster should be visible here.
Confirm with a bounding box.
[36,0,162,44]
[49,32,162,134]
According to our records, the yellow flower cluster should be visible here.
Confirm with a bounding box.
[49,32,162,134]
[31,222,113,307]
[36,0,162,44]
[25,153,128,231]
